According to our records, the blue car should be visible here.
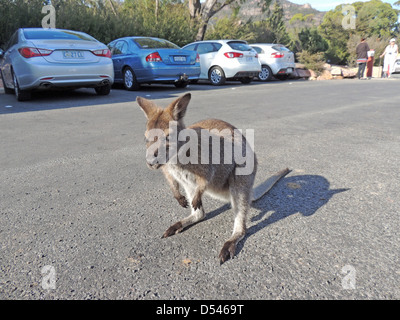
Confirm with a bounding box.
[108,37,200,90]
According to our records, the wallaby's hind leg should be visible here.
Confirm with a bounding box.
[162,182,206,238]
[219,184,252,264]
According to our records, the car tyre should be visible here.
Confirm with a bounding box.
[174,81,189,88]
[239,77,253,84]
[1,70,14,94]
[258,65,272,82]
[275,74,289,81]
[95,83,111,95]
[209,66,226,86]
[123,67,140,91]
[12,70,31,101]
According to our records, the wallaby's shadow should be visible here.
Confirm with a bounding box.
[205,174,349,255]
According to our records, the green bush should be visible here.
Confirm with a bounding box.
[296,50,326,76]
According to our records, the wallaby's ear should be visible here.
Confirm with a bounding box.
[136,96,157,119]
[167,93,191,121]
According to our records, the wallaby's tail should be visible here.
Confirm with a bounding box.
[252,168,291,202]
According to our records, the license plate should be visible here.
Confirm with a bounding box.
[173,56,186,62]
[246,57,252,62]
[287,68,293,73]
[63,51,84,59]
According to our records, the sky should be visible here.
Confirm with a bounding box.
[288,0,399,12]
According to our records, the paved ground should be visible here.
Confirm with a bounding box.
[0,79,399,300]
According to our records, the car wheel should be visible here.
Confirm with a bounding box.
[1,70,14,94]
[258,65,272,81]
[174,81,188,88]
[239,77,253,84]
[123,67,140,91]
[12,70,31,101]
[95,83,111,95]
[209,66,226,86]
[275,74,289,81]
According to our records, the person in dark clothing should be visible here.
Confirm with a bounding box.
[356,38,370,79]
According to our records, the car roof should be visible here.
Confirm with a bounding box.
[184,39,248,47]
[109,36,175,44]
[113,36,167,41]
[194,40,246,43]
[250,43,286,47]
[21,27,85,33]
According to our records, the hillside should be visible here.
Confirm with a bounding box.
[215,0,325,27]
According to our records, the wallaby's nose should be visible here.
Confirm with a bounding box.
[146,148,159,168]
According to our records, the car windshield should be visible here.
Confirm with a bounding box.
[23,29,96,41]
[227,41,252,51]
[134,38,179,49]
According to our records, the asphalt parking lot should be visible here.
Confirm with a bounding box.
[0,78,399,300]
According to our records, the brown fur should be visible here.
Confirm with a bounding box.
[137,93,260,264]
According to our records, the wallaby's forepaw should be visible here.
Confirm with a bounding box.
[176,195,188,208]
[219,240,236,264]
[162,221,183,238]
[191,195,202,211]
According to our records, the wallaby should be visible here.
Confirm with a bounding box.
[136,93,289,264]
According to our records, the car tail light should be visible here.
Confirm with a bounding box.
[196,53,200,63]
[18,47,53,58]
[271,52,284,58]
[146,52,162,62]
[224,52,243,58]
[92,49,111,58]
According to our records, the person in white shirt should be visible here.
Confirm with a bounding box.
[380,39,399,78]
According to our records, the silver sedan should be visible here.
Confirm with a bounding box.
[0,28,114,101]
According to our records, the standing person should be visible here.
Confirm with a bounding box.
[380,39,399,78]
[356,37,370,80]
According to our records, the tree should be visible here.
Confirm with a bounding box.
[122,0,196,46]
[298,28,328,54]
[318,0,399,64]
[189,0,272,41]
[356,0,399,38]
[265,0,290,45]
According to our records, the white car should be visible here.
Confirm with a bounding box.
[182,40,261,85]
[393,58,400,74]
[250,43,295,81]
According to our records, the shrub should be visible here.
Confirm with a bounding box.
[296,50,326,76]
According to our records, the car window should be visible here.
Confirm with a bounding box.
[212,43,222,51]
[108,41,116,51]
[113,41,124,56]
[196,43,222,55]
[227,41,252,51]
[6,31,19,50]
[134,38,179,49]
[272,45,290,52]
[119,41,129,55]
[183,44,197,51]
[251,46,264,54]
[23,29,96,41]
[197,43,215,54]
